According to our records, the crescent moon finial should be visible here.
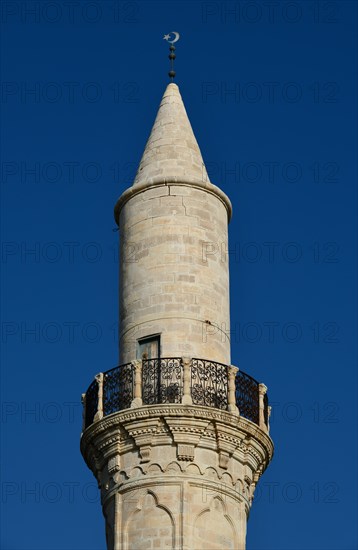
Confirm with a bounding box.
[163,32,180,81]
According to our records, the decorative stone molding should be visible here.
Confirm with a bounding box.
[104,458,255,493]
[108,455,121,474]
[218,451,230,469]
[124,418,161,464]
[97,434,122,452]
[215,421,240,460]
[81,404,273,463]
[177,444,195,461]
[81,404,273,494]
[164,417,211,460]
[114,180,232,224]
[139,445,152,463]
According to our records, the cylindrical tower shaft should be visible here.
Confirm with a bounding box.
[115,84,232,366]
[118,184,231,365]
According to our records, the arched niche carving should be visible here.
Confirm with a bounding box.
[124,490,175,550]
[193,495,237,550]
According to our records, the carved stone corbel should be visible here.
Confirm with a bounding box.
[139,445,152,463]
[177,444,195,461]
[108,455,121,474]
[215,421,238,469]
[164,416,210,462]
[125,418,160,463]
[218,451,230,469]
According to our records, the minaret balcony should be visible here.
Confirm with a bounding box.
[81,357,270,434]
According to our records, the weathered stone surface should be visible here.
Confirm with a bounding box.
[81,405,273,550]
[118,185,231,365]
[132,84,209,187]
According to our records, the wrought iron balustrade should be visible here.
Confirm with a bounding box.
[83,357,269,431]
[85,378,98,428]
[103,363,134,416]
[191,358,228,409]
[142,357,183,405]
[235,370,260,425]
[263,393,269,426]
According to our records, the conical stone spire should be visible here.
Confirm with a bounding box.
[133,82,210,186]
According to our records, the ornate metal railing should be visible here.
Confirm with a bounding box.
[235,370,260,425]
[85,378,98,428]
[103,363,134,416]
[263,393,269,426]
[83,357,269,432]
[142,357,183,405]
[191,358,228,409]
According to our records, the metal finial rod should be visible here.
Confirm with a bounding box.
[163,32,180,81]
[168,45,176,81]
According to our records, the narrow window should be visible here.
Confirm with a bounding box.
[137,335,160,360]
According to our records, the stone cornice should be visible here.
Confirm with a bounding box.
[114,180,232,225]
[80,404,273,477]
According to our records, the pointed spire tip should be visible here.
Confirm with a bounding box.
[133,84,210,187]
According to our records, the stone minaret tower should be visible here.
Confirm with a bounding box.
[81,82,273,550]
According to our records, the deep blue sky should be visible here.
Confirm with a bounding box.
[1,1,357,549]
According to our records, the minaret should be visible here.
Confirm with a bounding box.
[81,73,273,550]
